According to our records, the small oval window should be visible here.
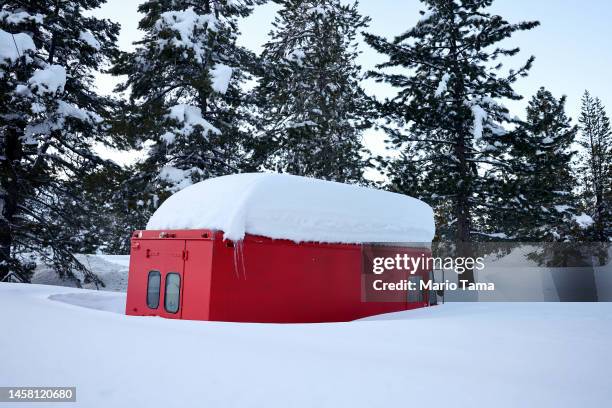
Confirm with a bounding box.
[147,271,161,309]
[164,273,181,314]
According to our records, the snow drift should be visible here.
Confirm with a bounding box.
[1,283,611,408]
[146,173,436,243]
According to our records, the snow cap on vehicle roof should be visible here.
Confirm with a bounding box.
[146,172,435,244]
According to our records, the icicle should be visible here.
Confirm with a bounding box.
[231,240,247,280]
[238,240,246,280]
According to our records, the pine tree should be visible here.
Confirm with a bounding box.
[0,1,120,284]
[577,91,612,241]
[68,163,139,255]
[364,0,538,280]
[252,0,371,183]
[495,88,582,241]
[110,0,263,224]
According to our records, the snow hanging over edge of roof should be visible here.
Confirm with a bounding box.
[146,173,436,244]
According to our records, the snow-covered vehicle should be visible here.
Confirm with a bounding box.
[126,173,435,322]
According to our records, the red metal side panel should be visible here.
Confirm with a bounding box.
[208,236,428,323]
[181,240,214,321]
[125,238,185,319]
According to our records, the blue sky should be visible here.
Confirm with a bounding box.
[94,0,612,160]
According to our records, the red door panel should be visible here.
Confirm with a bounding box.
[181,240,214,320]
[125,239,185,319]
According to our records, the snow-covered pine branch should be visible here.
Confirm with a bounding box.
[110,0,264,210]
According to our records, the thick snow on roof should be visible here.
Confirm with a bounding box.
[146,173,436,244]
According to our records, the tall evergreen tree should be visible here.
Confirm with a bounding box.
[253,0,371,183]
[111,0,264,224]
[365,0,538,246]
[0,1,119,284]
[577,91,611,241]
[493,88,582,241]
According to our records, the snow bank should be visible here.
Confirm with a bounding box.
[146,173,436,243]
[49,291,126,314]
[1,283,611,408]
[31,254,129,292]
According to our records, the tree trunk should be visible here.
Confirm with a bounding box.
[595,190,605,241]
[450,25,475,284]
[0,126,21,282]
[454,138,475,284]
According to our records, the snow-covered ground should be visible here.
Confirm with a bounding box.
[1,282,611,408]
